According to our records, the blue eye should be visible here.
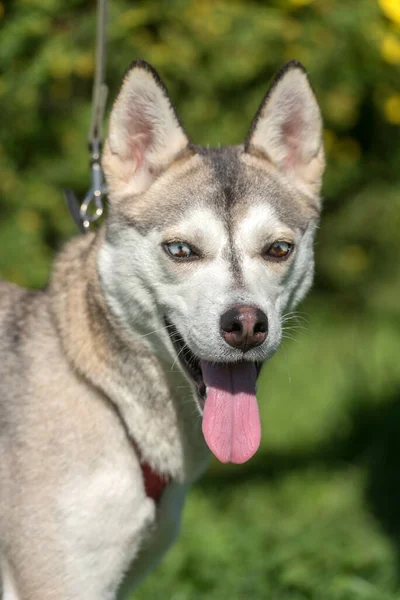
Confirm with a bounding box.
[165,241,194,259]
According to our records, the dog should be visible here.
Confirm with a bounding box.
[0,59,324,599]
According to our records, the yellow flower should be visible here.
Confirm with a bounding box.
[379,0,400,25]
[383,94,400,124]
[381,33,400,63]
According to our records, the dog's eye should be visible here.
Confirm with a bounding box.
[264,241,294,260]
[164,241,194,259]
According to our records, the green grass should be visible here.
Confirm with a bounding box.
[134,299,400,599]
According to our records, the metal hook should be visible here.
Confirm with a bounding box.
[79,139,106,231]
[64,139,106,233]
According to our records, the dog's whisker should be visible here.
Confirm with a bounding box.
[282,310,309,319]
[283,310,309,317]
[281,324,309,333]
[170,340,191,372]
[282,334,303,345]
[197,292,219,307]
[136,323,176,340]
[281,314,309,325]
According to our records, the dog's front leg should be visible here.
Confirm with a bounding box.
[1,496,156,600]
[1,556,22,600]
[117,483,188,599]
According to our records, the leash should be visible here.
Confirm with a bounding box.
[64,0,108,233]
[64,3,171,503]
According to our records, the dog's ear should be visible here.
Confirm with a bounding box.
[245,61,324,198]
[103,60,188,198]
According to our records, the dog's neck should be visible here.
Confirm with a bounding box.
[49,230,210,484]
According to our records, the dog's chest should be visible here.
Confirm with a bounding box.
[58,451,188,599]
[57,453,153,599]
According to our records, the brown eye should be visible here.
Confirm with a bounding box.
[165,241,194,259]
[264,241,294,260]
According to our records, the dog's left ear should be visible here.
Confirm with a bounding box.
[103,60,189,198]
[245,61,325,198]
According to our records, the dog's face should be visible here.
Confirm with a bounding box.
[99,60,324,463]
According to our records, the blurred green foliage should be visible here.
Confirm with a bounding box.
[1,0,399,307]
[1,1,400,598]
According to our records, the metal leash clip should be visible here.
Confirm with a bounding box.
[64,0,108,233]
[79,138,106,230]
[64,139,106,233]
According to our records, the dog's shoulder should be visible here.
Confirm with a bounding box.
[0,281,44,348]
[0,279,31,312]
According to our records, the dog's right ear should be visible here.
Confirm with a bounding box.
[103,60,188,198]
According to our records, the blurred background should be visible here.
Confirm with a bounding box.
[1,0,400,598]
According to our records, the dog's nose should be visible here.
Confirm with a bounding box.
[220,305,268,352]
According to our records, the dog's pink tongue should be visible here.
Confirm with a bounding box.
[201,362,261,464]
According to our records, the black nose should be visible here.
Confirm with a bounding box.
[220,305,268,352]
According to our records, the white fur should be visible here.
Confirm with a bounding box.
[99,200,316,391]
[58,458,154,599]
[1,558,20,600]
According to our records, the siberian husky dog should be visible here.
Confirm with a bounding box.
[0,59,324,599]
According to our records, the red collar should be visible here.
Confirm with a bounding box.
[133,442,171,503]
[140,460,171,503]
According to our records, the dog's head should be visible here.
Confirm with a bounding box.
[99,60,324,463]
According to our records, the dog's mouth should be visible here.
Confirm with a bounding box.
[165,317,207,402]
[165,316,263,465]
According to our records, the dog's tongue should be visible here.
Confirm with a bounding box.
[201,361,261,464]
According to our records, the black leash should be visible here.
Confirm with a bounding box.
[64,0,108,233]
